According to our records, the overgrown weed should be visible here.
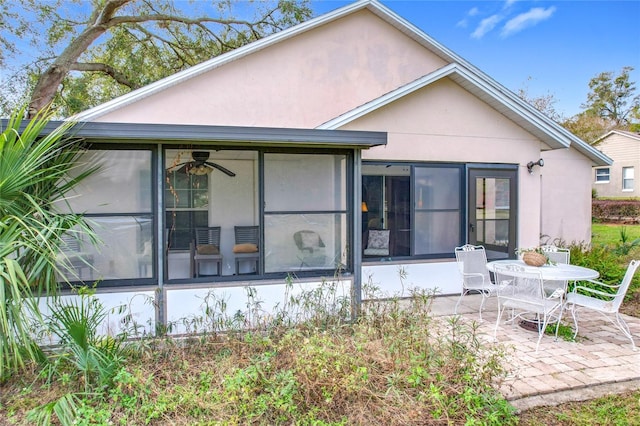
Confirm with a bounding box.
[1,276,516,425]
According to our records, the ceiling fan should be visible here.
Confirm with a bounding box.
[167,151,236,177]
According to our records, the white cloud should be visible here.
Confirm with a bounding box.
[457,7,480,28]
[471,14,502,39]
[504,0,519,9]
[501,6,556,37]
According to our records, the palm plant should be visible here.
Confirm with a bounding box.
[0,106,98,380]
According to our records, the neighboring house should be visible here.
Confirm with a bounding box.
[593,130,640,198]
[28,0,610,335]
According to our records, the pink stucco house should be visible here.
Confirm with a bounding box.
[44,0,609,334]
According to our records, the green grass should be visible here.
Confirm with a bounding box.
[592,223,640,247]
[518,389,640,425]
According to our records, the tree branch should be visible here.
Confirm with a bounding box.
[70,62,138,89]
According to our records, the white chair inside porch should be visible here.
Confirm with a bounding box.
[454,244,498,321]
[493,263,565,352]
[563,259,639,351]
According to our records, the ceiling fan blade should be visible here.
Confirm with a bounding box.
[205,161,236,177]
[167,163,192,174]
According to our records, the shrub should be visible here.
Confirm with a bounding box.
[3,284,517,425]
[0,106,97,381]
[592,199,640,222]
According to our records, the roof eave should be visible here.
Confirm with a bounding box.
[4,120,387,149]
[319,63,612,166]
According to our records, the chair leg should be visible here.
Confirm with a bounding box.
[493,302,506,342]
[614,313,637,351]
[478,291,488,322]
[454,290,468,315]
[570,304,580,340]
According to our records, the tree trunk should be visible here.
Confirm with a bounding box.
[28,0,130,117]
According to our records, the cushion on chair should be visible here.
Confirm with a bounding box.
[367,230,389,250]
[233,243,258,253]
[197,244,219,255]
[364,230,390,256]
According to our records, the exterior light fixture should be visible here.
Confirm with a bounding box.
[527,158,544,174]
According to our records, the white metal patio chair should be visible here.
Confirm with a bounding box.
[540,245,570,295]
[454,244,498,321]
[493,263,565,352]
[563,259,639,350]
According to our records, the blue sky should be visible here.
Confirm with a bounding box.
[312,0,640,118]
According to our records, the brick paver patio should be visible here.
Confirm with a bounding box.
[430,294,640,411]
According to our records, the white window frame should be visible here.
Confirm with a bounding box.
[595,167,610,183]
[622,167,634,192]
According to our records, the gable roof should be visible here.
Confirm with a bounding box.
[73,1,407,122]
[71,0,610,166]
[318,63,611,166]
[594,129,640,145]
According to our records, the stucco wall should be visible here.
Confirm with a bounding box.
[541,147,594,244]
[94,10,447,128]
[339,78,546,249]
[83,4,596,281]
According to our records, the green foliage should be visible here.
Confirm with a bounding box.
[570,244,628,285]
[545,322,576,342]
[0,106,97,380]
[1,0,313,116]
[614,227,640,255]
[519,389,640,425]
[1,278,517,425]
[28,293,126,426]
[583,66,639,127]
[44,293,126,392]
[562,110,612,144]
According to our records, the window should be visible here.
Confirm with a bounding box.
[264,152,348,273]
[623,167,634,191]
[362,163,463,259]
[595,168,610,183]
[165,169,209,250]
[58,149,154,282]
[414,166,463,255]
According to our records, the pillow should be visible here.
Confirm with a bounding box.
[233,243,258,253]
[367,230,389,249]
[300,231,320,249]
[197,244,219,255]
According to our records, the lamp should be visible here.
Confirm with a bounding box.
[361,201,368,212]
[527,158,544,174]
[188,164,212,175]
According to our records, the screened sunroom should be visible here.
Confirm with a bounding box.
[50,122,385,289]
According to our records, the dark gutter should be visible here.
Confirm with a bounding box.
[3,120,387,149]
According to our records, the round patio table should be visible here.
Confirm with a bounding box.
[486,259,599,281]
[486,259,599,332]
